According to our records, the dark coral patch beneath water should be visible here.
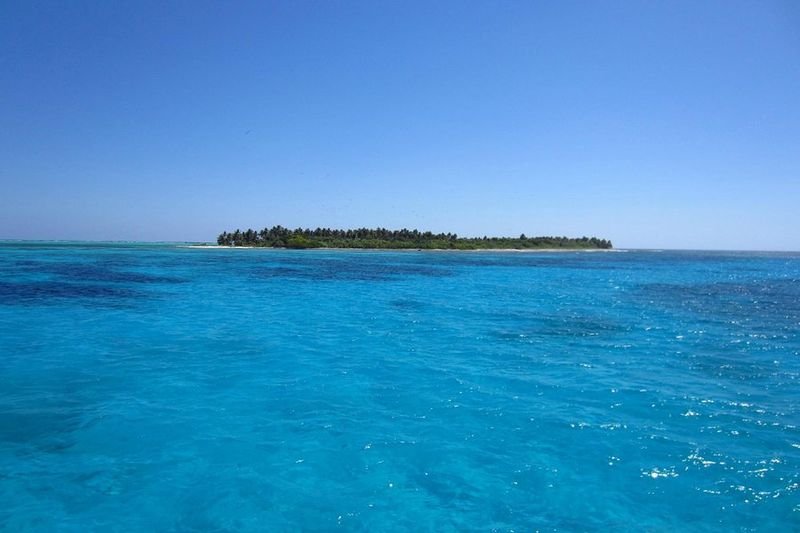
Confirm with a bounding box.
[16,262,185,284]
[638,279,800,328]
[256,258,453,282]
[0,281,146,306]
[491,314,624,341]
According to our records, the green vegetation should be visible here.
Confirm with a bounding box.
[216,226,612,250]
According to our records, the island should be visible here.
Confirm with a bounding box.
[216,226,612,250]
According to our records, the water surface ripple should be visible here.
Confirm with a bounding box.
[0,244,798,531]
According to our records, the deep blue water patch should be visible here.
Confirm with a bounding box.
[0,281,146,306]
[255,255,454,282]
[32,263,185,284]
[0,244,798,531]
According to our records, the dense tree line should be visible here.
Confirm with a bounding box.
[216,226,612,250]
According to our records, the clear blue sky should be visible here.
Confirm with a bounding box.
[1,1,798,250]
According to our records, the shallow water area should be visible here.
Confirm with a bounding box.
[1,243,799,530]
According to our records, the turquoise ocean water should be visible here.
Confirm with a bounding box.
[0,242,798,531]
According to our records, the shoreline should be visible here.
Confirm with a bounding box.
[182,245,623,253]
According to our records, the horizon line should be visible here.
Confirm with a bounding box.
[0,239,797,254]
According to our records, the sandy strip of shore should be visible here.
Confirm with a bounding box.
[181,245,623,253]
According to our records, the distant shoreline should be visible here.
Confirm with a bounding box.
[183,245,623,253]
[215,226,613,250]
